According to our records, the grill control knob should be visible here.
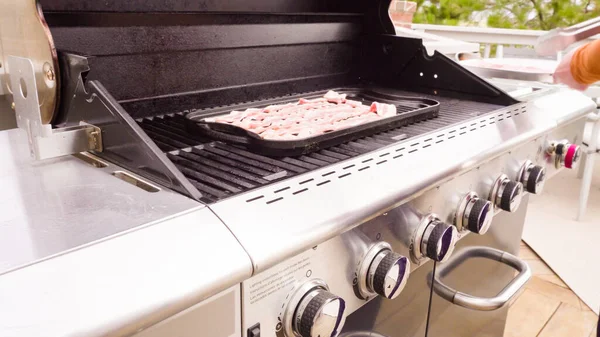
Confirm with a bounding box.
[456,192,493,234]
[519,161,546,194]
[549,141,582,169]
[490,174,524,212]
[356,242,410,300]
[283,280,345,337]
[413,214,458,263]
[559,143,581,169]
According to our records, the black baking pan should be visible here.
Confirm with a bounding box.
[185,88,440,157]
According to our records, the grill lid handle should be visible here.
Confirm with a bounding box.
[428,246,531,311]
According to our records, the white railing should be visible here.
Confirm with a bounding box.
[408,23,598,60]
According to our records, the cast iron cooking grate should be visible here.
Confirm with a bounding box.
[137,91,502,203]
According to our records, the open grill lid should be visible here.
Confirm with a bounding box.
[13,0,517,202]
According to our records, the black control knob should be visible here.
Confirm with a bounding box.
[498,180,523,212]
[521,164,546,194]
[368,251,410,300]
[457,192,494,235]
[421,219,458,262]
[466,198,493,234]
[491,175,524,213]
[295,288,345,337]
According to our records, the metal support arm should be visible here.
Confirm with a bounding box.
[8,55,101,160]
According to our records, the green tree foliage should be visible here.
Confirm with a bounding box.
[413,0,600,30]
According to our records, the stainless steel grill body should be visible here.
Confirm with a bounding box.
[233,88,591,337]
[1,1,596,336]
[212,89,592,274]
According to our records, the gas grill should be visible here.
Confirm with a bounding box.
[0,1,596,337]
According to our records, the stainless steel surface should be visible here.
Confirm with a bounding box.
[8,56,102,160]
[535,16,600,56]
[133,285,241,337]
[211,89,595,274]
[431,246,531,311]
[0,206,252,337]
[0,127,203,275]
[426,195,529,337]
[243,106,585,337]
[0,0,58,124]
[240,219,422,337]
[339,332,387,337]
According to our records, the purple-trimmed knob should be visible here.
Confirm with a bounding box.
[421,220,458,262]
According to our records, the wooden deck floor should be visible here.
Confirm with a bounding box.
[504,242,598,337]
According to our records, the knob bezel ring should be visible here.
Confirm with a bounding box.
[455,191,477,232]
[517,160,533,186]
[282,279,329,337]
[411,213,440,263]
[356,241,391,300]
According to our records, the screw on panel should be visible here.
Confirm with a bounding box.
[45,68,55,81]
[11,102,15,110]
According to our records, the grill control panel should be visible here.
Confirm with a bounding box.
[240,117,585,337]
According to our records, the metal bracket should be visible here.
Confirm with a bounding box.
[8,55,102,160]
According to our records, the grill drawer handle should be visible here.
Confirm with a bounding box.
[429,246,531,311]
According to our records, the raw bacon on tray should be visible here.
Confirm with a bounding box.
[203,90,397,140]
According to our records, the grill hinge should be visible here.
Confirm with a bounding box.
[8,55,103,160]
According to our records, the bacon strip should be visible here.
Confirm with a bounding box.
[205,91,397,140]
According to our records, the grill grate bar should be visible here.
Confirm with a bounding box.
[308,152,340,164]
[179,167,240,195]
[298,155,330,167]
[318,149,350,161]
[281,157,319,170]
[171,155,257,189]
[189,147,273,176]
[143,129,190,149]
[140,121,199,147]
[213,143,306,173]
[175,151,269,184]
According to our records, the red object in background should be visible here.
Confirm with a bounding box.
[389,1,417,28]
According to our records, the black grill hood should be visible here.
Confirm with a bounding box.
[38,0,517,201]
